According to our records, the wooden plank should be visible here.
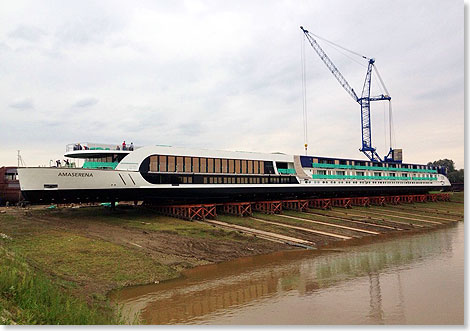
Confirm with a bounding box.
[305,211,400,230]
[250,217,352,240]
[368,207,459,222]
[356,209,443,225]
[203,219,316,248]
[278,214,380,235]
[326,210,424,228]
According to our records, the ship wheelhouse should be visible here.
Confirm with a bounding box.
[64,142,135,170]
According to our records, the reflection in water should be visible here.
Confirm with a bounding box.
[114,223,463,325]
[368,273,384,324]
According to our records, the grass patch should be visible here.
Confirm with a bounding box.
[33,207,252,241]
[451,192,464,203]
[9,231,178,287]
[0,248,122,325]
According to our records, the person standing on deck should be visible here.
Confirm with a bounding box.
[122,141,126,151]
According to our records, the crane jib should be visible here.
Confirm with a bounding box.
[300,26,394,163]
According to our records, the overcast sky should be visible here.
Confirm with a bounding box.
[0,0,464,168]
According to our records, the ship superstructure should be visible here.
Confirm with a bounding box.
[17,143,450,204]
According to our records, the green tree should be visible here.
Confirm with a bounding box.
[428,159,464,183]
[427,159,455,172]
[447,169,464,183]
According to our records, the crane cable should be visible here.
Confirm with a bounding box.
[308,31,369,61]
[373,64,395,150]
[301,33,308,155]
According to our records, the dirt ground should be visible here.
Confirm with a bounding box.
[0,206,289,301]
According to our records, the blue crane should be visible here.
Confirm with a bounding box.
[300,26,396,163]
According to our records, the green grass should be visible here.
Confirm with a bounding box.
[0,248,122,325]
[9,231,178,287]
[451,192,464,203]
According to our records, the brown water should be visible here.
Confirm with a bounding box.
[114,223,464,325]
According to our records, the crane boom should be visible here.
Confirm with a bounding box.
[300,26,392,162]
[300,26,358,102]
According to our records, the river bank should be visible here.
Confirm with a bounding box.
[0,192,464,324]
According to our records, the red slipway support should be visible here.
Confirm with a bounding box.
[219,202,252,217]
[434,193,451,201]
[330,198,352,208]
[150,193,451,221]
[398,195,414,203]
[370,196,386,206]
[153,204,217,221]
[282,200,309,212]
[350,197,370,207]
[252,201,282,214]
[203,205,217,219]
[308,198,332,210]
[411,194,427,203]
[384,195,400,205]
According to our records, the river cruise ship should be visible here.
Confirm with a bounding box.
[16,142,450,204]
[18,143,450,203]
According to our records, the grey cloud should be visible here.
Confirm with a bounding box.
[9,98,33,110]
[73,97,99,108]
[8,25,46,42]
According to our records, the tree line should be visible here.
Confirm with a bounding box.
[427,159,464,183]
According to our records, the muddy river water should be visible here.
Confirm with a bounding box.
[114,222,464,324]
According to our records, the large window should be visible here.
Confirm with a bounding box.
[214,159,221,173]
[241,160,247,173]
[159,155,167,172]
[222,159,228,173]
[200,158,207,173]
[192,157,199,172]
[207,158,214,173]
[184,157,192,172]
[168,156,176,172]
[247,160,253,174]
[235,160,241,174]
[253,161,259,174]
[150,156,158,172]
[264,161,275,174]
[176,156,184,172]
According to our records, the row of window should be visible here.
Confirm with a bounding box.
[85,155,124,163]
[312,180,436,185]
[316,159,432,170]
[141,173,299,185]
[317,170,435,178]
[143,155,276,175]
